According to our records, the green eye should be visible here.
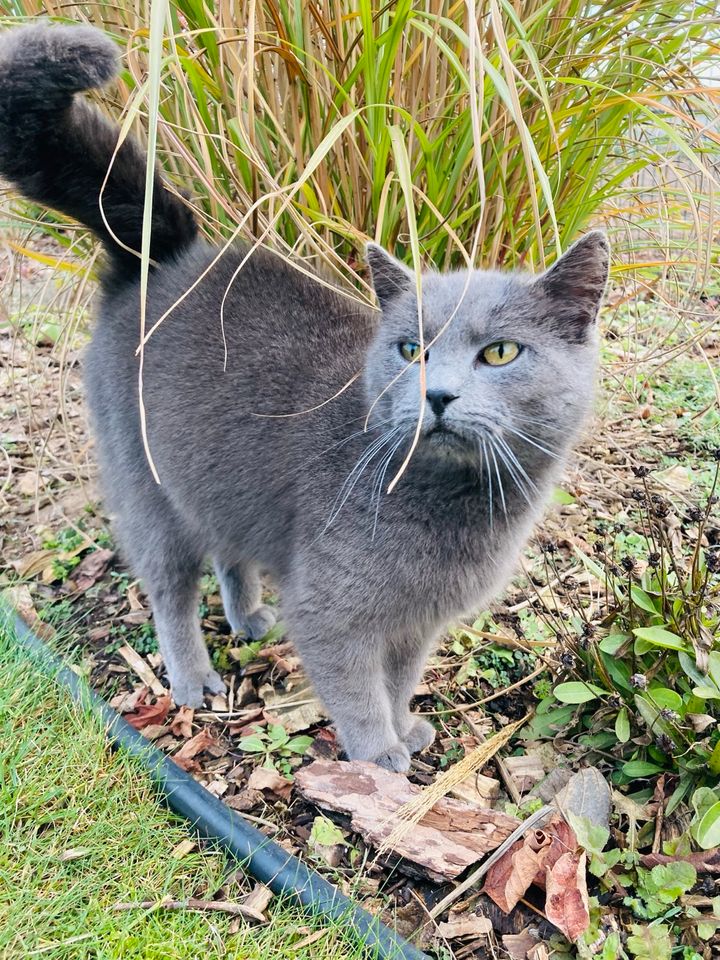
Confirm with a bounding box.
[399,340,423,362]
[481,340,521,366]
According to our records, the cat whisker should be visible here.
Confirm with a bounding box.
[486,436,507,518]
[502,424,565,461]
[495,435,540,495]
[308,416,395,467]
[479,436,493,533]
[323,426,402,532]
[493,436,536,508]
[509,412,567,434]
[370,432,408,541]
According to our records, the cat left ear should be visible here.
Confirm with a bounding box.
[536,231,610,337]
[366,243,413,312]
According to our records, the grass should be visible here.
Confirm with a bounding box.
[0,618,371,960]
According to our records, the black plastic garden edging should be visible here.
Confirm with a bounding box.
[9,610,430,960]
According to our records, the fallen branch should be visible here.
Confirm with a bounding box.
[111,898,266,922]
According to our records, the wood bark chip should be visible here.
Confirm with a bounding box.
[294,760,520,881]
[116,643,167,696]
[436,912,493,940]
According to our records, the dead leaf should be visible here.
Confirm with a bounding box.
[502,928,542,960]
[247,766,293,801]
[126,582,145,611]
[655,464,692,492]
[544,851,590,941]
[59,847,91,862]
[13,548,58,579]
[687,713,716,734]
[483,829,553,912]
[555,767,611,831]
[173,728,217,772]
[71,548,114,591]
[170,705,194,739]
[295,760,519,881]
[171,839,197,859]
[16,469,40,497]
[436,912,492,940]
[259,673,326,734]
[639,849,720,873]
[123,695,171,731]
[3,583,55,640]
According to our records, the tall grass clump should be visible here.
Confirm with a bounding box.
[1,1,718,299]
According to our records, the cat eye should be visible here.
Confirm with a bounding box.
[480,340,521,366]
[399,340,425,362]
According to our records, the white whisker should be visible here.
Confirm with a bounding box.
[323,426,402,532]
[370,433,407,541]
[487,437,507,518]
[502,424,565,461]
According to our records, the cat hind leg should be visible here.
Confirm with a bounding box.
[214,559,276,640]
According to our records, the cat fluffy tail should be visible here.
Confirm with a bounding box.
[0,23,197,284]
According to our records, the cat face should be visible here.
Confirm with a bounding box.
[364,232,609,469]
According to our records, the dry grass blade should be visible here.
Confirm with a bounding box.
[378,713,530,855]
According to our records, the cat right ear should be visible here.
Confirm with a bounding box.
[366,243,413,311]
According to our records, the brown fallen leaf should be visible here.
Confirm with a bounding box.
[71,548,114,591]
[483,812,576,909]
[502,927,542,960]
[173,728,217,772]
[247,766,293,801]
[259,673,326,734]
[544,850,590,942]
[639,849,720,873]
[123,695,171,731]
[170,705,194,739]
[483,828,553,912]
[116,644,166,696]
[295,760,519,881]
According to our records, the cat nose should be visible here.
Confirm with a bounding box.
[426,390,459,417]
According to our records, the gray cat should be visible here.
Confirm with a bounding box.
[0,24,609,771]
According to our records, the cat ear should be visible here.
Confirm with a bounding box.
[366,243,413,311]
[536,230,610,337]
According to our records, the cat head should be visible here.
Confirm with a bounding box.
[363,232,609,471]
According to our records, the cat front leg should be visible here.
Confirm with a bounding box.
[384,633,437,756]
[288,615,411,772]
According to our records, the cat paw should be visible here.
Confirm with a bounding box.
[232,605,277,640]
[373,742,411,774]
[402,718,436,755]
[170,668,227,708]
[244,605,277,640]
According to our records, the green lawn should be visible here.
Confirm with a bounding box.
[0,620,370,960]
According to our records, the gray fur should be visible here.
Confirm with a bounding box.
[0,24,610,772]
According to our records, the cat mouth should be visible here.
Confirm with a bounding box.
[425,423,470,445]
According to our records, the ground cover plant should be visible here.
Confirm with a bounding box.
[1,1,719,959]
